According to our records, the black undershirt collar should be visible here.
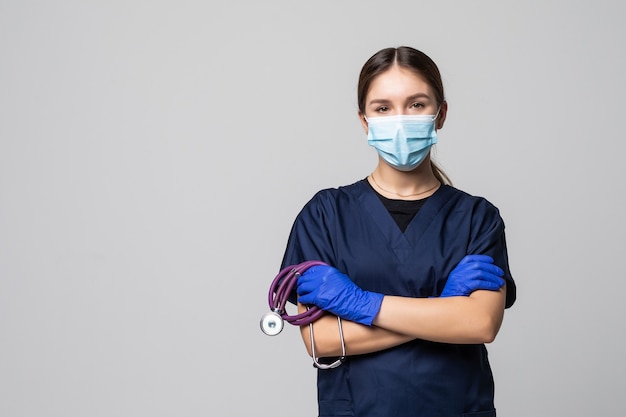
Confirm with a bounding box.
[364,178,429,233]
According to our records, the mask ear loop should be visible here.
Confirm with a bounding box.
[433,106,441,121]
[308,314,346,370]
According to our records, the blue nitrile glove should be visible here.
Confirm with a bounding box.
[441,254,505,297]
[297,265,384,326]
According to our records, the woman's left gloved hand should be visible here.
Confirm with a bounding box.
[440,254,505,297]
[297,265,384,326]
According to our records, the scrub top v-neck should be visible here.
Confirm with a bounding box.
[366,180,429,233]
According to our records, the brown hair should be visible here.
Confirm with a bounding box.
[357,46,452,185]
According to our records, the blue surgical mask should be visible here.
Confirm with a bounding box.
[365,113,438,171]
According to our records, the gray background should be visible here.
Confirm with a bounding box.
[1,0,624,416]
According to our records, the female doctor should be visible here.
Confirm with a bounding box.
[281,46,516,417]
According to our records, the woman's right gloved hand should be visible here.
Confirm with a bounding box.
[440,254,505,297]
[297,265,384,326]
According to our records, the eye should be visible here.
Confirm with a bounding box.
[375,106,389,113]
[410,102,425,109]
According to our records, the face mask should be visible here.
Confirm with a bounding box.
[366,113,438,171]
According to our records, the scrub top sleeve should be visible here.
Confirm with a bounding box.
[467,200,517,309]
[280,190,338,304]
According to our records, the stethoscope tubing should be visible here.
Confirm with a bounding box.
[268,260,327,326]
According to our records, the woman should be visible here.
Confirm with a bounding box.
[281,46,516,417]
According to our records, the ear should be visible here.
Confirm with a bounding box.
[358,111,369,134]
[435,101,448,130]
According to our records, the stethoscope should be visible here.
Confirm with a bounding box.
[260,260,326,336]
[260,261,346,369]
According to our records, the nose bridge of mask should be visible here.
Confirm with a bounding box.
[366,113,437,125]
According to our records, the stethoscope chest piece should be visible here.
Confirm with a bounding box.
[260,310,284,336]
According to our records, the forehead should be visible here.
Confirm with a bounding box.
[367,66,433,101]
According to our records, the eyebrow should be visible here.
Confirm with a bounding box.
[368,93,432,106]
[406,93,431,101]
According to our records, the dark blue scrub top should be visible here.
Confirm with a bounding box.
[281,180,516,417]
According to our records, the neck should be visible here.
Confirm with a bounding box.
[369,159,440,200]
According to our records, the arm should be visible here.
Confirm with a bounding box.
[296,256,507,356]
[374,284,506,344]
[298,285,505,357]
[297,302,415,358]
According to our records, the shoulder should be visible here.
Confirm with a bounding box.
[444,185,503,218]
[439,186,507,236]
[301,179,368,213]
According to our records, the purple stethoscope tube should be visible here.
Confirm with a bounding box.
[260,260,327,336]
